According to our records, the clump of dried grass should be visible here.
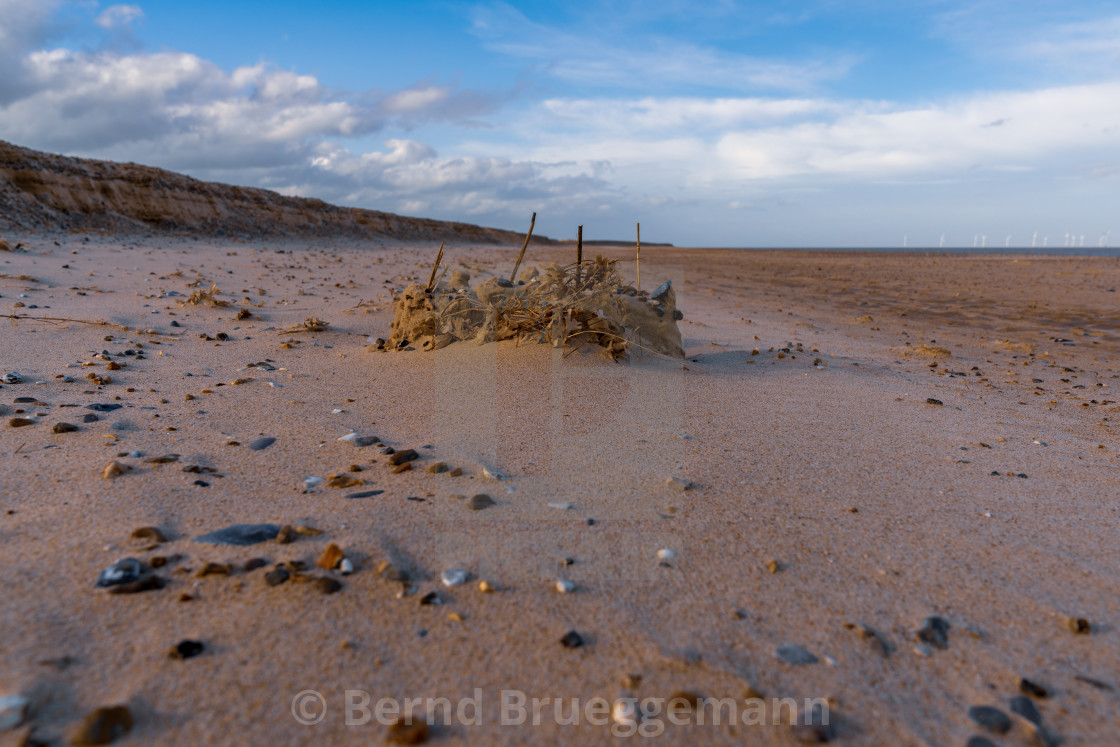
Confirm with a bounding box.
[181,282,230,307]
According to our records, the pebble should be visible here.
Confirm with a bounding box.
[427,461,448,473]
[72,705,133,745]
[264,567,290,587]
[327,474,362,488]
[926,397,943,405]
[914,616,950,649]
[130,526,167,543]
[96,558,143,588]
[1009,695,1041,725]
[353,435,379,447]
[657,548,676,560]
[467,494,495,510]
[1066,616,1091,634]
[968,705,1012,734]
[53,422,80,433]
[194,523,280,546]
[555,580,576,593]
[196,562,232,577]
[316,543,345,570]
[0,694,29,730]
[856,624,891,657]
[665,476,692,491]
[276,525,296,544]
[82,413,100,423]
[478,580,495,593]
[441,569,469,587]
[482,466,506,480]
[548,502,573,510]
[303,476,325,489]
[392,463,412,473]
[102,461,131,479]
[314,577,342,594]
[248,436,276,451]
[345,489,384,499]
[965,737,997,747]
[1019,678,1049,698]
[385,717,429,745]
[8,417,35,427]
[168,640,205,660]
[389,449,418,466]
[1,372,21,384]
[243,558,268,572]
[775,644,818,665]
[420,591,441,606]
[559,630,585,648]
[106,575,166,594]
[85,403,122,412]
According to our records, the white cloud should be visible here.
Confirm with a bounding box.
[95,4,143,30]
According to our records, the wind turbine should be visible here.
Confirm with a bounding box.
[1005,235,1011,248]
[981,235,987,248]
[973,235,978,248]
[939,233,945,248]
[1032,231,1037,248]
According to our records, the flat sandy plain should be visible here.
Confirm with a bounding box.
[0,235,1118,746]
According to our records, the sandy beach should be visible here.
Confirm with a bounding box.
[1,234,1118,745]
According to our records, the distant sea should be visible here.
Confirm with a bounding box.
[734,246,1120,257]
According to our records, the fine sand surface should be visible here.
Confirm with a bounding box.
[1,235,1118,746]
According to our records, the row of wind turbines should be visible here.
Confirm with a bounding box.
[900,231,1112,248]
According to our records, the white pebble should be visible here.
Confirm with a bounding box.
[665,476,692,491]
[338,432,358,441]
[611,698,638,728]
[339,559,354,575]
[0,372,21,384]
[303,476,324,489]
[482,466,506,481]
[555,580,575,593]
[331,408,343,414]
[657,548,676,560]
[547,502,573,510]
[441,569,469,587]
[0,694,30,730]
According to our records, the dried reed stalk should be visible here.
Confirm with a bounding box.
[509,212,536,283]
[425,242,445,293]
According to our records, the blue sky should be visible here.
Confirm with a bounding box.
[1,1,1118,247]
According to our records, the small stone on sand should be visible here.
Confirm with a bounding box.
[194,523,280,546]
[248,437,276,451]
[72,705,133,745]
[168,640,204,660]
[968,705,1011,734]
[775,644,818,665]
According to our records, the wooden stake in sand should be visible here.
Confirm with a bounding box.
[636,222,641,292]
[576,225,583,283]
[425,241,445,293]
[509,212,536,283]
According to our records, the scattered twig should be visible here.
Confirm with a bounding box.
[509,212,536,283]
[425,242,445,293]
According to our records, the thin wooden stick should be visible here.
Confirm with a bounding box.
[425,241,445,292]
[1,313,177,338]
[636,222,641,292]
[576,225,583,283]
[509,212,536,283]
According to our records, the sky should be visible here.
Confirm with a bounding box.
[0,1,1118,247]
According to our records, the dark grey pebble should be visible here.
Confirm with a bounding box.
[420,591,441,605]
[389,449,418,466]
[82,413,100,423]
[107,575,166,594]
[314,577,342,594]
[53,422,80,433]
[195,523,280,546]
[1010,695,1041,725]
[248,437,276,451]
[968,705,1011,734]
[1019,678,1049,698]
[560,631,584,648]
[264,567,290,586]
[96,558,144,587]
[965,737,997,747]
[775,644,818,665]
[85,403,122,412]
[243,558,268,572]
[926,398,943,405]
[345,490,385,499]
[14,397,37,403]
[915,616,950,649]
[468,494,495,510]
[169,640,205,660]
[353,435,379,447]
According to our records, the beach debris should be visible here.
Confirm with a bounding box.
[555,580,576,593]
[316,543,345,570]
[53,422,80,433]
[968,705,1012,734]
[467,494,495,511]
[612,698,639,729]
[72,705,133,745]
[8,417,34,427]
[775,644,818,665]
[168,640,205,660]
[560,630,585,648]
[96,558,143,588]
[1065,615,1091,634]
[194,523,280,546]
[914,616,950,649]
[182,282,229,307]
[1,372,21,384]
[441,569,469,587]
[248,436,276,451]
[385,716,429,745]
[0,694,29,730]
[314,577,342,594]
[264,567,290,587]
